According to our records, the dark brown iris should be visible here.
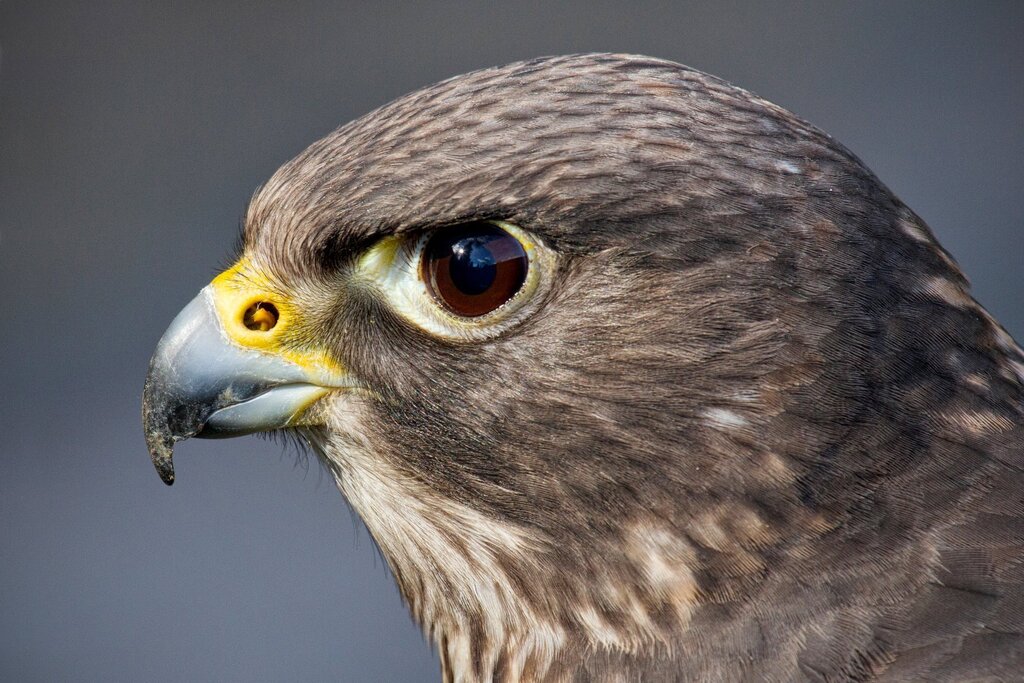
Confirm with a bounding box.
[420,223,528,317]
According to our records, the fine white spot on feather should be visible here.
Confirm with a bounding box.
[573,576,663,654]
[918,276,974,309]
[775,159,801,174]
[1008,359,1024,385]
[962,373,991,392]
[703,407,748,430]
[939,408,1015,435]
[973,311,1024,384]
[625,524,698,645]
[575,605,622,649]
[760,451,794,484]
[992,324,1024,363]
[899,216,932,243]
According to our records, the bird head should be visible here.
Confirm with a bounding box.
[143,54,1022,678]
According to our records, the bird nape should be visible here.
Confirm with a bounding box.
[142,54,1024,682]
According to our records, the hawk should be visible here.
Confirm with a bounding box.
[143,54,1024,681]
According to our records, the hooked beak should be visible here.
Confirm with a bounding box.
[142,273,350,485]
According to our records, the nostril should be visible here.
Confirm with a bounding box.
[243,302,279,331]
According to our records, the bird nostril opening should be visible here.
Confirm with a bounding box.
[243,302,279,331]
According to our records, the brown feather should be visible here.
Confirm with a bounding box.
[236,54,1024,681]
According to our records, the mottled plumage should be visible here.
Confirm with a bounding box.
[144,54,1024,681]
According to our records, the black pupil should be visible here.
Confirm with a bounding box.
[449,236,498,295]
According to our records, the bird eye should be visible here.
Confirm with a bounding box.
[420,223,529,317]
[355,219,553,340]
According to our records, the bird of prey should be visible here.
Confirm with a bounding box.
[143,54,1024,682]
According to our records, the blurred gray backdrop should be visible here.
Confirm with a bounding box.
[1,1,1021,681]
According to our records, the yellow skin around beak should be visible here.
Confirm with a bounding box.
[209,259,345,379]
[141,258,352,485]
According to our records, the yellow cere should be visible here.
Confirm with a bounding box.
[210,258,346,377]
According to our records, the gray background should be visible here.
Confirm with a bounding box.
[1,1,1021,681]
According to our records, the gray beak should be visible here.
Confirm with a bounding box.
[142,287,345,485]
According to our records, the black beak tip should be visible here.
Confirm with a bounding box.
[156,460,176,486]
[145,429,177,486]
